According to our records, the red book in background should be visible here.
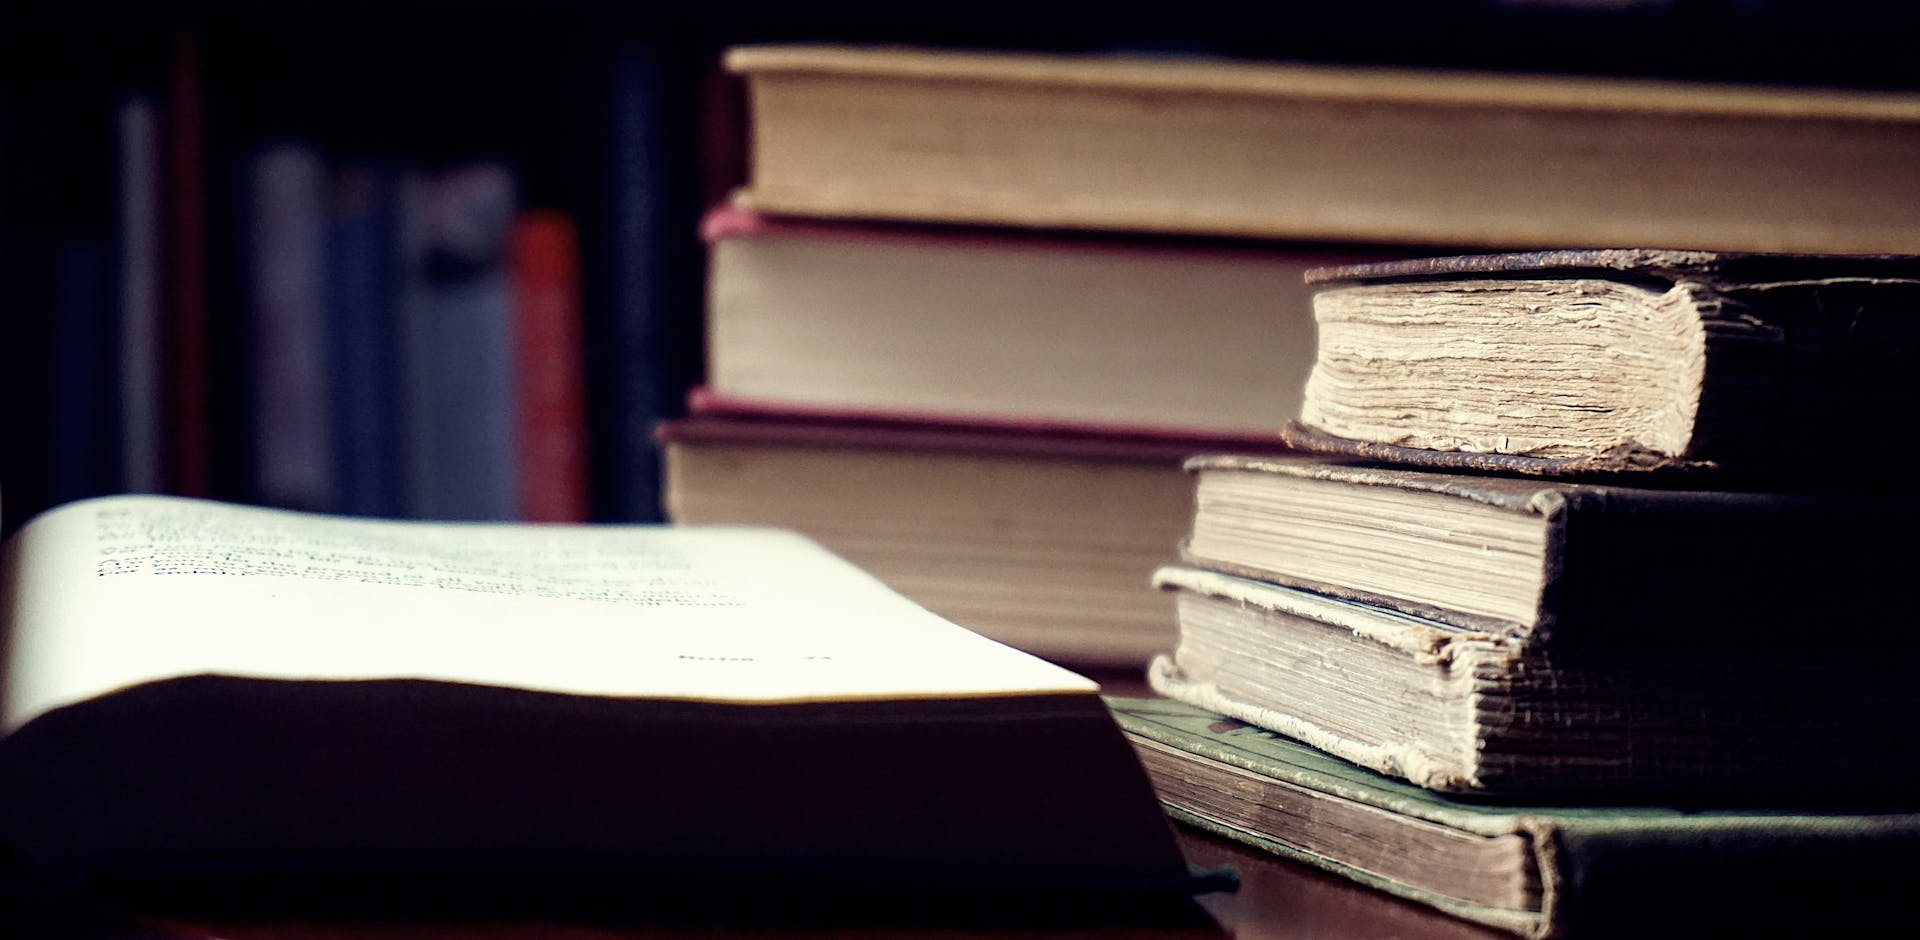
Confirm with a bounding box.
[511,210,591,522]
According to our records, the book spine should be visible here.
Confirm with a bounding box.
[395,162,520,521]
[510,209,591,522]
[117,93,167,494]
[325,160,401,518]
[591,40,698,522]
[245,143,335,512]
[1546,815,1920,938]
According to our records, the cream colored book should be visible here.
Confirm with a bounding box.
[702,204,1377,437]
[1151,454,1920,798]
[0,494,1189,904]
[656,411,1253,667]
[726,44,1920,254]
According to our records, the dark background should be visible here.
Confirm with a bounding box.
[3,0,1918,536]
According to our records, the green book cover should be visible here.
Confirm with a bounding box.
[1109,696,1920,939]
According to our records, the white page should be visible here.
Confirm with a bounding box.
[0,495,1094,731]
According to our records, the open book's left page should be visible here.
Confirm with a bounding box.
[1,495,1093,731]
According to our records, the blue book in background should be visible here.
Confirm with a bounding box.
[594,40,701,523]
[395,161,520,521]
[327,160,402,518]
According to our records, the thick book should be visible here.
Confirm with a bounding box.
[1110,696,1920,940]
[1286,249,1920,482]
[0,494,1193,907]
[724,45,1920,254]
[656,405,1290,667]
[702,204,1383,437]
[1152,453,1920,796]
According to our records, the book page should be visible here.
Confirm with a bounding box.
[0,495,1093,731]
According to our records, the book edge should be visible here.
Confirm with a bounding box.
[722,44,1920,122]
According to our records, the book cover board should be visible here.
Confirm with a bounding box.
[1177,453,1920,647]
[1112,696,1920,940]
[700,204,1373,438]
[727,44,1920,254]
[1155,454,1920,796]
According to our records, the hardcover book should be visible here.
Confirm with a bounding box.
[1111,697,1920,939]
[1286,249,1920,482]
[1151,453,1920,796]
[657,405,1288,667]
[702,204,1380,437]
[0,494,1193,906]
[725,44,1920,254]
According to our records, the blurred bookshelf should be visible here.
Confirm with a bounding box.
[3,0,1919,537]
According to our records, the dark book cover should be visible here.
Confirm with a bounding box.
[326,158,402,518]
[1113,696,1920,940]
[587,40,702,523]
[1179,452,1920,652]
[1290,248,1920,484]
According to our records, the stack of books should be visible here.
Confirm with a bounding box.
[662,41,1920,674]
[659,45,1391,668]
[1113,250,1920,937]
[0,493,1196,908]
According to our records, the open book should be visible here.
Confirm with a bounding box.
[0,495,1190,908]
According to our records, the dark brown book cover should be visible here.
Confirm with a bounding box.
[1303,248,1920,287]
[1291,249,1920,485]
[1179,452,1920,654]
